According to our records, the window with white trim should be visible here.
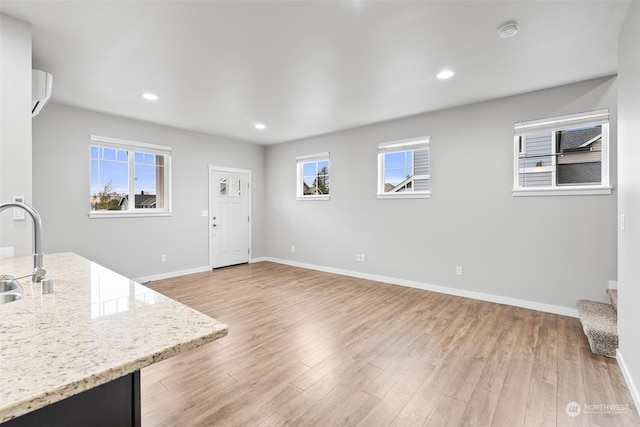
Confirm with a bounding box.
[377,136,430,199]
[90,135,172,217]
[513,109,611,196]
[296,152,330,200]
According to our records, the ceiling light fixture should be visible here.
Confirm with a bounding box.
[254,123,266,130]
[497,21,519,39]
[142,93,158,101]
[436,70,455,80]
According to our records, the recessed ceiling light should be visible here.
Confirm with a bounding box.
[254,123,266,130]
[497,21,519,39]
[142,93,158,101]
[436,70,455,80]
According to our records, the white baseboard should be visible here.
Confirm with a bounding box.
[260,257,579,318]
[617,350,640,417]
[134,257,578,317]
[133,266,210,284]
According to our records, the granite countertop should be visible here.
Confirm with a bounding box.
[0,252,228,423]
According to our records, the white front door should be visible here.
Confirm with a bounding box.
[209,167,251,269]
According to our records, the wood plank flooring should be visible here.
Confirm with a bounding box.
[141,262,640,426]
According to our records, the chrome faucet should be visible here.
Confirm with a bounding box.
[0,202,46,283]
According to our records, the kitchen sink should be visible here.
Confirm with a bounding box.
[0,278,23,304]
[0,279,21,293]
[0,293,22,304]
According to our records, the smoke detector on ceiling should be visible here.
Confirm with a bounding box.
[497,21,519,39]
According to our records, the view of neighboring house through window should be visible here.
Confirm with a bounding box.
[296,152,330,200]
[377,136,430,199]
[90,135,172,217]
[513,109,611,196]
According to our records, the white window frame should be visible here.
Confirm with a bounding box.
[513,109,612,197]
[296,152,330,201]
[89,134,173,218]
[377,136,430,199]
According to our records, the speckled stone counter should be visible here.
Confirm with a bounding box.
[0,252,228,423]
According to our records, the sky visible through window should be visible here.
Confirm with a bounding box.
[302,160,329,189]
[384,151,413,185]
[90,146,159,196]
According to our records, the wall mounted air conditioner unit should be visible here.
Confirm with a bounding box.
[32,69,53,117]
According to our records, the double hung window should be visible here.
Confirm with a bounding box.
[90,135,172,217]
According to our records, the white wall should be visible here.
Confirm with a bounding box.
[616,0,640,410]
[32,103,266,279]
[0,14,32,256]
[265,76,618,312]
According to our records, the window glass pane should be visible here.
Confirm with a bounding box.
[557,163,601,185]
[300,159,330,196]
[556,125,602,185]
[414,178,429,192]
[90,146,128,211]
[103,148,117,161]
[518,132,553,188]
[133,151,162,209]
[220,178,228,196]
[377,138,429,196]
[384,151,405,170]
[219,178,242,197]
[414,149,429,175]
[383,150,413,192]
[89,138,171,214]
[230,178,241,197]
[518,125,603,188]
[117,149,128,162]
[302,162,317,177]
[315,165,329,195]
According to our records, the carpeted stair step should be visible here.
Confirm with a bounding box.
[606,288,618,313]
[576,299,617,358]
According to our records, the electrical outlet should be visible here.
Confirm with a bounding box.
[456,266,463,276]
[361,254,366,262]
[356,254,361,262]
[291,246,296,253]
[161,254,167,263]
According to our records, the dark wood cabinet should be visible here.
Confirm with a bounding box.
[4,371,140,427]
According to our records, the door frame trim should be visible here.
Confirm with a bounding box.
[208,166,252,270]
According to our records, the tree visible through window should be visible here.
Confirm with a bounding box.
[303,161,329,195]
[297,153,330,199]
[89,135,172,216]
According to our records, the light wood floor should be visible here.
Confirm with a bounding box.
[141,262,639,426]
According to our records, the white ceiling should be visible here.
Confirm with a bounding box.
[0,0,631,145]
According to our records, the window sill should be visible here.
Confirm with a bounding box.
[89,211,173,219]
[296,195,330,201]
[377,192,430,200]
[512,186,613,197]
